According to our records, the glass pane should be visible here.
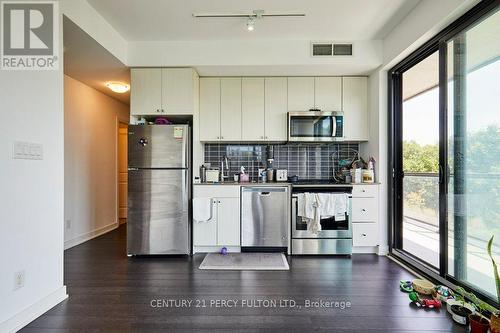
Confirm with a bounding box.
[401,51,440,268]
[290,116,333,137]
[447,8,500,298]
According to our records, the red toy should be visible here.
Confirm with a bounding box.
[421,298,441,309]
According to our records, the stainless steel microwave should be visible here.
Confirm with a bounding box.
[288,111,344,142]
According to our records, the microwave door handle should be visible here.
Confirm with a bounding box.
[332,116,337,137]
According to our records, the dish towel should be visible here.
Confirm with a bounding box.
[315,193,348,221]
[193,198,212,222]
[297,193,322,233]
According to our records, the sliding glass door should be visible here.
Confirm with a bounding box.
[390,1,500,303]
[401,51,440,269]
[446,7,500,299]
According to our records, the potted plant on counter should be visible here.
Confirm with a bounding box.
[487,235,500,333]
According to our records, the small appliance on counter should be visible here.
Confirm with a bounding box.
[205,169,220,182]
[276,169,288,182]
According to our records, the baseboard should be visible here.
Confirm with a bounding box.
[352,246,378,254]
[0,286,67,333]
[193,246,241,254]
[378,245,389,256]
[64,221,118,250]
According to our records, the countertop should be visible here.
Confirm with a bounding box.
[194,181,380,187]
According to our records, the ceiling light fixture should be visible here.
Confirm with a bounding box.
[192,9,305,32]
[106,82,130,93]
[246,17,255,31]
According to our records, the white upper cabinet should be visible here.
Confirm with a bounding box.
[220,78,242,141]
[199,78,221,141]
[242,78,265,141]
[162,68,196,115]
[131,68,197,116]
[314,77,342,111]
[130,68,162,115]
[287,77,315,111]
[265,77,288,141]
[343,77,368,141]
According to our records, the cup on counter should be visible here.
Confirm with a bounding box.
[233,174,239,182]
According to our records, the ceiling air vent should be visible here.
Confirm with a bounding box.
[333,44,352,56]
[311,42,353,57]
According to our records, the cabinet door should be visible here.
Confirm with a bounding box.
[193,199,218,246]
[314,77,342,111]
[162,68,194,115]
[343,77,368,141]
[217,197,240,246]
[264,77,288,141]
[220,78,242,141]
[242,78,265,141]
[130,68,162,115]
[199,78,221,141]
[287,77,314,111]
[352,223,379,246]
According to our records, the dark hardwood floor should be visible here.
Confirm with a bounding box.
[22,225,466,332]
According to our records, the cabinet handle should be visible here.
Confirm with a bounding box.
[161,109,165,113]
[362,209,366,212]
[221,136,224,139]
[260,136,264,139]
[362,189,366,192]
[265,136,268,139]
[156,109,159,113]
[362,233,367,237]
[216,136,219,139]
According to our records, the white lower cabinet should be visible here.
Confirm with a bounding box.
[351,185,379,248]
[352,223,379,247]
[193,186,240,252]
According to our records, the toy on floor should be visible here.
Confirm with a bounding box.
[400,280,413,292]
[220,247,228,255]
[433,285,454,302]
[408,292,441,309]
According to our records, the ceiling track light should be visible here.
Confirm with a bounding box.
[192,9,305,32]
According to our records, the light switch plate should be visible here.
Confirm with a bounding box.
[13,141,43,160]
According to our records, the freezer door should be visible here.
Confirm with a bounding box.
[128,125,190,168]
[127,169,190,255]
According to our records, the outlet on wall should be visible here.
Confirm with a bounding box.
[14,270,25,290]
[65,219,71,229]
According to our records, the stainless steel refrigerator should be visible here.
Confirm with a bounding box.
[127,125,191,255]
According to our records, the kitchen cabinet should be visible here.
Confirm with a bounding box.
[199,78,242,142]
[343,77,368,141]
[130,68,162,116]
[193,185,241,251]
[351,185,379,247]
[242,78,265,141]
[287,77,315,111]
[314,77,342,111]
[216,197,240,246]
[199,78,221,141]
[220,78,242,141]
[264,77,288,141]
[131,68,197,116]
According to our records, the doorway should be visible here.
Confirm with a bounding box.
[118,122,128,224]
[389,1,500,304]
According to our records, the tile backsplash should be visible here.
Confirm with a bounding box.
[204,143,359,180]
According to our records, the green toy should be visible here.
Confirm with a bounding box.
[400,280,413,292]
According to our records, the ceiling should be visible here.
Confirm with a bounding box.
[63,16,130,104]
[87,0,420,42]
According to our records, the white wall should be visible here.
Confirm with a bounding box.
[0,55,66,332]
[64,75,129,249]
[127,39,383,76]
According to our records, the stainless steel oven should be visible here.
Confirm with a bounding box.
[288,111,344,142]
[291,186,352,255]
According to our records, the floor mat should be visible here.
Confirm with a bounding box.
[199,253,289,270]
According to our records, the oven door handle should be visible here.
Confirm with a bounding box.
[291,196,297,232]
[332,116,337,137]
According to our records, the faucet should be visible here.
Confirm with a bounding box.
[220,154,230,183]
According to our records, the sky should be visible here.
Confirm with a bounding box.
[403,60,500,145]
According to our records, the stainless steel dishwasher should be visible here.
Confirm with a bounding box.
[241,186,289,248]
